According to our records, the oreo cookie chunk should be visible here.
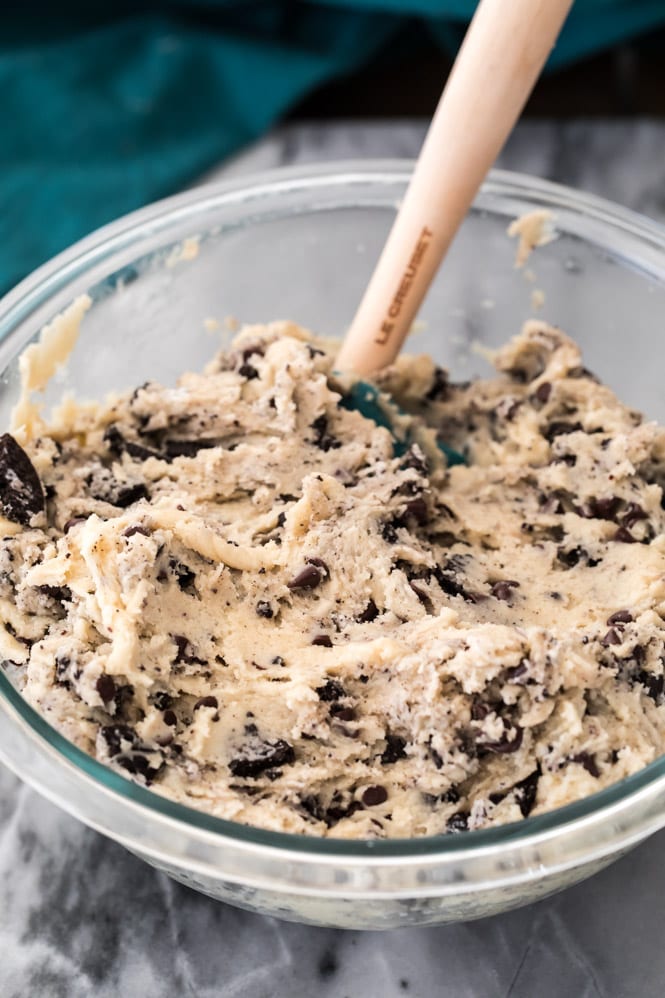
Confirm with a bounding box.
[0,434,45,526]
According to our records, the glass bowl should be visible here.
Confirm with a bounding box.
[2,162,665,931]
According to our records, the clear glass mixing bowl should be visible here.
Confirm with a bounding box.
[1,162,665,930]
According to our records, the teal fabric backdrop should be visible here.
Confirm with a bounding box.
[2,1,664,295]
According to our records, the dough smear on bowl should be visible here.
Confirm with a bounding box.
[3,306,665,838]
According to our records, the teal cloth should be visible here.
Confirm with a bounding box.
[2,1,664,296]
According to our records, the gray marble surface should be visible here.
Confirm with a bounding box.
[3,119,665,998]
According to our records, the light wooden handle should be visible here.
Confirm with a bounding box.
[336,0,574,375]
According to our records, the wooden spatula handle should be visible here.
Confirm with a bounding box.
[336,0,574,375]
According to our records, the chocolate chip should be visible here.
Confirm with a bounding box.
[357,600,379,623]
[163,710,177,727]
[532,381,552,404]
[312,634,332,647]
[361,785,388,806]
[446,811,469,833]
[123,525,150,538]
[194,696,218,711]
[238,363,259,380]
[287,564,324,591]
[571,752,600,778]
[256,600,274,619]
[63,516,88,533]
[613,526,636,543]
[95,674,117,704]
[601,628,622,646]
[490,580,520,602]
[381,734,407,764]
[514,769,540,817]
[607,610,632,626]
[0,434,45,526]
[228,738,295,778]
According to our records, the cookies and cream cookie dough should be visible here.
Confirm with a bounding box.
[3,304,665,839]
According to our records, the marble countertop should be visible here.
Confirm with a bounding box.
[3,120,665,998]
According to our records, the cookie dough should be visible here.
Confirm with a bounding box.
[3,312,665,839]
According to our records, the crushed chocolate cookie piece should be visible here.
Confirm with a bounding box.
[613,526,636,543]
[381,734,407,764]
[636,671,665,703]
[104,425,161,462]
[402,497,428,526]
[316,679,347,702]
[570,752,600,778]
[256,600,274,619]
[357,599,379,623]
[481,724,524,755]
[100,724,163,782]
[544,420,583,442]
[0,433,45,525]
[446,811,469,833]
[514,769,540,817]
[310,414,341,452]
[229,738,295,778]
[426,367,449,401]
[170,559,196,591]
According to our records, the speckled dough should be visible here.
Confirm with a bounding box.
[4,315,665,839]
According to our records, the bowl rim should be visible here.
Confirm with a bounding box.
[2,159,665,863]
